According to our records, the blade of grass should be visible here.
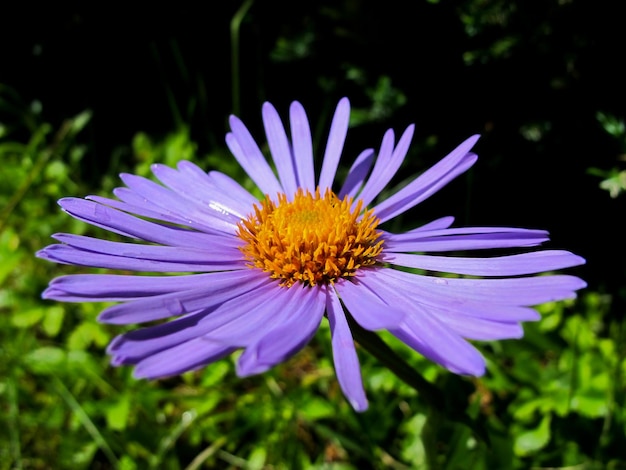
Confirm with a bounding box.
[185,436,228,470]
[52,377,119,468]
[6,377,22,470]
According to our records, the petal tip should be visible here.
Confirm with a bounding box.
[350,397,369,412]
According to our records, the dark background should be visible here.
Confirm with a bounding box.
[2,1,622,294]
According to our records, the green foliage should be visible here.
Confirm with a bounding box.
[2,102,623,466]
[1,14,625,463]
[589,112,626,198]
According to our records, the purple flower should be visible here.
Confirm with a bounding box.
[38,98,585,411]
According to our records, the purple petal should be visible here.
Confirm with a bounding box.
[109,310,224,365]
[173,160,258,216]
[132,337,235,379]
[391,311,486,376]
[203,170,259,214]
[404,216,455,233]
[338,149,375,199]
[203,282,308,346]
[362,270,527,341]
[38,233,241,273]
[373,267,586,306]
[98,272,272,324]
[382,226,550,252]
[39,244,241,272]
[335,277,406,330]
[43,270,255,302]
[88,192,211,231]
[432,313,524,341]
[54,231,238,257]
[226,115,283,196]
[360,269,541,322]
[289,101,315,191]
[318,98,351,191]
[119,172,234,233]
[326,287,368,411]
[373,135,480,223]
[108,280,285,363]
[263,102,298,196]
[357,125,415,207]
[57,198,235,249]
[383,250,586,276]
[236,285,325,376]
[93,189,240,237]
[151,163,250,222]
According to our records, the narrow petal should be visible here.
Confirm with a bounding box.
[38,234,241,273]
[203,281,306,346]
[375,268,586,306]
[132,337,235,379]
[53,232,239,258]
[383,250,586,276]
[226,115,283,196]
[361,268,541,322]
[318,97,350,191]
[338,149,375,199]
[57,198,230,249]
[108,280,285,362]
[94,189,241,236]
[43,270,254,302]
[364,270,529,341]
[98,273,272,324]
[176,161,257,216]
[326,287,368,411]
[88,193,212,231]
[151,163,250,222]
[120,173,230,232]
[404,216,455,233]
[383,226,550,252]
[236,285,325,376]
[392,311,486,376]
[290,101,315,191]
[203,170,259,215]
[263,102,298,196]
[335,277,406,330]
[357,125,415,207]
[109,310,226,365]
[39,244,241,273]
[433,313,524,341]
[373,135,480,223]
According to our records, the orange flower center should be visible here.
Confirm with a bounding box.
[237,188,384,287]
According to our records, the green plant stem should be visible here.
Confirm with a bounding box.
[345,314,444,411]
[230,0,255,116]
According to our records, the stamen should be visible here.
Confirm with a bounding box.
[237,188,384,287]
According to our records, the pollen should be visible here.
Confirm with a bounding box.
[237,188,384,287]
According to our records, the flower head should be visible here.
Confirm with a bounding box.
[38,98,585,411]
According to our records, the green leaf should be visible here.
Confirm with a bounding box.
[514,414,552,456]
[22,346,66,375]
[247,447,267,470]
[67,321,110,350]
[298,397,335,421]
[118,455,138,470]
[105,393,131,431]
[11,306,45,328]
[42,306,65,337]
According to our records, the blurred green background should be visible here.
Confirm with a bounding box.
[1,2,624,469]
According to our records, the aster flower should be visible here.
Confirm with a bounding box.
[38,98,585,411]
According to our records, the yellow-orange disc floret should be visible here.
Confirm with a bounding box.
[237,188,384,287]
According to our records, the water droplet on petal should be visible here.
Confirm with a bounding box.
[434,278,448,285]
[94,203,111,222]
[164,297,185,316]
